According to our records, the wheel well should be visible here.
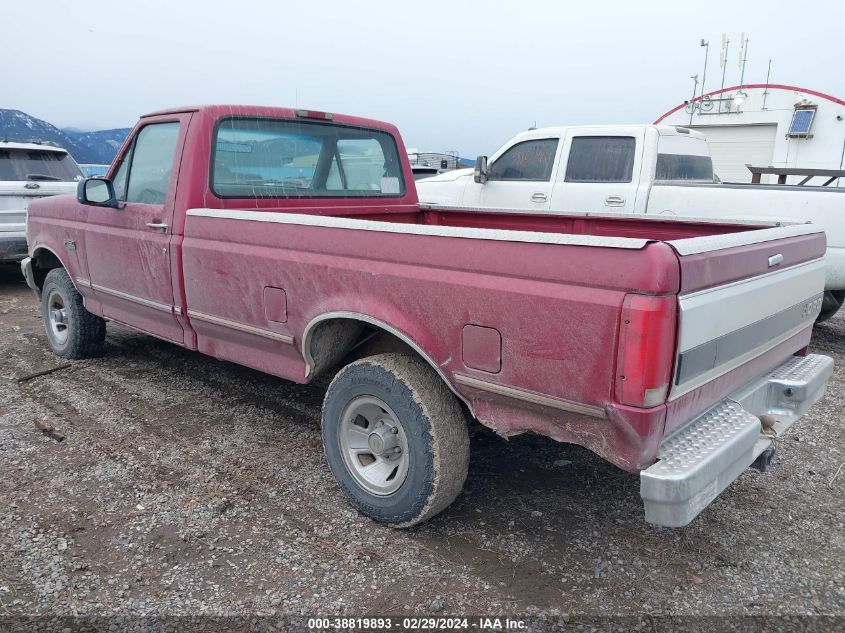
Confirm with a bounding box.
[31,248,64,290]
[303,315,472,413]
[305,318,414,380]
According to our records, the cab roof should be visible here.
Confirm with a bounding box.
[139,104,398,134]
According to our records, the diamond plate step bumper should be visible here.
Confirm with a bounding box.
[641,353,833,527]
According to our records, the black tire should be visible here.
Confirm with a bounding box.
[817,290,845,323]
[322,353,469,527]
[40,268,106,359]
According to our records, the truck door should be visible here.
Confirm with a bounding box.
[84,114,190,344]
[463,137,560,210]
[550,129,642,213]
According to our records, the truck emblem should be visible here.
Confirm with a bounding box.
[802,295,823,319]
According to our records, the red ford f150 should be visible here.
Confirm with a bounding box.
[21,105,833,528]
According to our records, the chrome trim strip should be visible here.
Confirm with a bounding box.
[75,277,92,288]
[186,208,650,250]
[675,293,823,386]
[668,324,811,402]
[91,284,172,313]
[454,373,607,419]
[187,309,294,344]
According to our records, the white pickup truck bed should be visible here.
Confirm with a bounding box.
[417,124,845,315]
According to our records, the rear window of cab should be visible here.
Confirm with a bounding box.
[211,117,406,199]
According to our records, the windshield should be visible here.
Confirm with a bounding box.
[0,148,83,182]
[212,117,406,198]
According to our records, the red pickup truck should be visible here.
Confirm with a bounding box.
[22,105,833,528]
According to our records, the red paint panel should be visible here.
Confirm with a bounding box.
[462,325,502,373]
[675,232,826,293]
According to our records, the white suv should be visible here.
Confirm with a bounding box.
[0,140,83,262]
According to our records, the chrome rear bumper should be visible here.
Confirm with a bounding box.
[641,353,833,527]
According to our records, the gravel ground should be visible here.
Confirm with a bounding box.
[0,263,843,627]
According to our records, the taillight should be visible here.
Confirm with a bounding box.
[615,294,677,408]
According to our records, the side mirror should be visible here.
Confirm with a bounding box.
[473,155,489,184]
[77,177,120,208]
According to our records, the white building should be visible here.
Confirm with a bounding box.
[656,84,845,185]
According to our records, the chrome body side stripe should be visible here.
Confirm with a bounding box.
[454,373,607,419]
[187,309,294,345]
[91,283,172,313]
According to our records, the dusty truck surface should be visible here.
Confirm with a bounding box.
[22,105,833,528]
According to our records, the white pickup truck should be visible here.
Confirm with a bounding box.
[0,141,83,263]
[417,125,845,319]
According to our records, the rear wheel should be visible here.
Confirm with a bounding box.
[40,268,106,358]
[817,290,845,323]
[321,353,469,527]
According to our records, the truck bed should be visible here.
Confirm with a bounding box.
[181,205,825,474]
[288,205,767,241]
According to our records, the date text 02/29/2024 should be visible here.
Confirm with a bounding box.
[306,617,527,630]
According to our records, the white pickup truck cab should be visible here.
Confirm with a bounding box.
[418,125,845,318]
[0,141,83,263]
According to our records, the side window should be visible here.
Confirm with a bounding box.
[122,122,181,204]
[564,137,636,183]
[112,140,133,201]
[488,139,558,181]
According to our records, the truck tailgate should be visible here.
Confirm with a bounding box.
[665,224,825,425]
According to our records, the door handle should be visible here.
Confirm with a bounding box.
[604,196,625,206]
[146,222,169,232]
[531,192,548,202]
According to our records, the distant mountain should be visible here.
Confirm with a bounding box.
[0,109,130,165]
[63,128,131,164]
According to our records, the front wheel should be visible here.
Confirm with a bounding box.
[321,353,469,527]
[40,268,106,358]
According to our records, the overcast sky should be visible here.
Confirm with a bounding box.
[5,0,844,156]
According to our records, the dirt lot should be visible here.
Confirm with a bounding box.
[1,263,843,625]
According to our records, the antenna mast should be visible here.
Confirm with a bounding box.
[738,33,749,92]
[719,33,730,112]
[762,59,772,110]
[688,74,699,125]
[699,38,710,104]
